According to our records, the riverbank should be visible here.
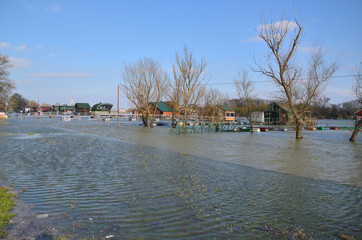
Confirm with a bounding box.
[0,186,15,238]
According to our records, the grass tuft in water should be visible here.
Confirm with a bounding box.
[0,186,15,238]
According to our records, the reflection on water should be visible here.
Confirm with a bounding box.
[0,118,361,239]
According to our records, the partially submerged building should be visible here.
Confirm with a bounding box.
[53,105,75,113]
[35,106,53,112]
[91,103,113,114]
[220,105,235,122]
[150,102,178,116]
[74,103,91,114]
[264,102,293,124]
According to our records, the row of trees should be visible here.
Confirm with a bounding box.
[0,53,16,111]
[121,47,212,131]
[5,92,51,113]
[120,14,340,139]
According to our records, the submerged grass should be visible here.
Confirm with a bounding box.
[0,186,15,238]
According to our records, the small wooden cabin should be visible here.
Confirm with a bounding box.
[220,105,235,122]
[74,103,91,113]
[150,102,178,116]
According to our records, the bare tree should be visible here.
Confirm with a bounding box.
[168,70,182,128]
[201,88,228,127]
[254,14,337,139]
[172,46,207,132]
[235,70,259,131]
[350,63,362,142]
[121,57,168,127]
[0,53,15,112]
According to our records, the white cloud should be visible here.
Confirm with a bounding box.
[48,4,61,11]
[15,45,27,51]
[244,35,262,43]
[27,73,91,78]
[0,42,11,49]
[9,57,31,70]
[49,53,56,58]
[299,46,316,54]
[258,21,298,31]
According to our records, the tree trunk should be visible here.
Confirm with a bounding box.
[350,120,362,142]
[182,111,188,133]
[296,120,303,139]
[249,114,254,133]
[150,116,154,128]
[171,111,176,128]
[141,113,148,127]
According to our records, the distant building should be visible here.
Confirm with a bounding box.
[150,102,176,116]
[251,111,265,123]
[35,106,52,112]
[74,103,91,113]
[53,105,75,113]
[219,105,235,122]
[264,102,293,124]
[355,110,362,121]
[91,103,113,113]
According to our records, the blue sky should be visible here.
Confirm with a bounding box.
[1,0,361,108]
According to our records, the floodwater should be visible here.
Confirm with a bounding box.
[0,117,361,239]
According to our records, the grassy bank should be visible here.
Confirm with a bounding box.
[0,186,15,238]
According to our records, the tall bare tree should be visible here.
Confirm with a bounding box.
[0,53,15,111]
[254,14,337,139]
[350,63,362,142]
[168,70,182,128]
[235,70,259,131]
[172,46,207,132]
[121,57,168,127]
[200,87,228,126]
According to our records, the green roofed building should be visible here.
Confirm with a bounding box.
[264,102,293,124]
[74,103,91,113]
[219,105,235,121]
[91,103,113,112]
[53,105,74,112]
[150,102,176,116]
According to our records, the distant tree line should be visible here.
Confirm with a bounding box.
[310,98,360,120]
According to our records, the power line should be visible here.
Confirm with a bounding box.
[72,74,359,101]
[206,74,358,86]
[75,87,118,100]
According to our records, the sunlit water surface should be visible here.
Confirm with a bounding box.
[0,118,361,239]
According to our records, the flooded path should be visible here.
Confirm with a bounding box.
[0,118,361,239]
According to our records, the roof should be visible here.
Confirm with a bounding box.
[53,105,74,111]
[355,110,362,115]
[151,102,173,112]
[219,105,235,112]
[91,103,113,111]
[268,102,292,113]
[74,103,91,109]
